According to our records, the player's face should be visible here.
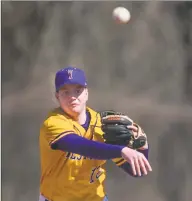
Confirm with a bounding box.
[56,84,88,117]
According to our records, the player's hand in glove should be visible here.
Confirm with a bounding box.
[127,123,148,150]
[100,110,148,150]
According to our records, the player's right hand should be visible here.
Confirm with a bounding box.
[121,147,152,176]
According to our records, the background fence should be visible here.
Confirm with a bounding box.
[2,1,192,201]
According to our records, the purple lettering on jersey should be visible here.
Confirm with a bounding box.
[66,152,70,158]
[90,166,103,183]
[70,153,76,159]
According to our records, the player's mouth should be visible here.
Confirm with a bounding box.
[69,103,79,107]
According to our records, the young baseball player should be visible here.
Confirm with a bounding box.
[39,67,152,201]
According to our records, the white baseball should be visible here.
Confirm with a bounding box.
[112,7,131,24]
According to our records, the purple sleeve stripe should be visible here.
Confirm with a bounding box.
[51,134,125,160]
[49,130,74,145]
[115,158,125,165]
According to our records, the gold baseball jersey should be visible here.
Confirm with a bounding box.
[39,107,126,201]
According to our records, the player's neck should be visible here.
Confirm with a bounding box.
[61,107,86,124]
[76,109,87,125]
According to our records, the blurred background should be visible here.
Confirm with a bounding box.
[2,1,192,201]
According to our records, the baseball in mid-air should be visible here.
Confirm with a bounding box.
[112,7,131,24]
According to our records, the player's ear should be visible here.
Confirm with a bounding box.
[85,88,89,101]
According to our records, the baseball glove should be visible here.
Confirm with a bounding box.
[100,110,147,149]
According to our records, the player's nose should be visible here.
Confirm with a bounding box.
[67,94,78,100]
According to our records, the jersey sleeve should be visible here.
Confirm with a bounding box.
[112,157,127,166]
[43,116,75,146]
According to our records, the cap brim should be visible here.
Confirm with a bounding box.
[56,80,87,91]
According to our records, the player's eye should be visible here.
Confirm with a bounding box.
[75,89,81,93]
[61,90,70,96]
[76,87,84,94]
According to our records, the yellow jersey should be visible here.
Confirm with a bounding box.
[39,107,125,201]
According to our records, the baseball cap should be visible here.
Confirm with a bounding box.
[55,66,87,91]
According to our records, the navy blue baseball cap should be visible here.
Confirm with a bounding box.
[55,66,88,91]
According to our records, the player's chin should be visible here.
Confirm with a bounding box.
[70,105,82,113]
